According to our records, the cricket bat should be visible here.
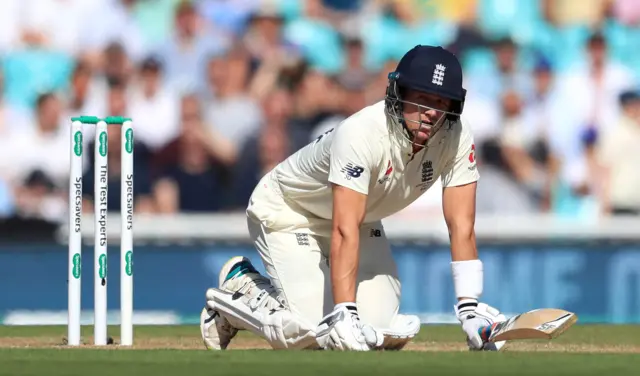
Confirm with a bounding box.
[478,308,578,342]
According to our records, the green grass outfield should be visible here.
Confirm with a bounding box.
[1,325,640,376]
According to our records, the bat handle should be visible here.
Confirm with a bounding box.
[478,322,498,342]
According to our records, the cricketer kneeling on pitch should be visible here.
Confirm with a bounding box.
[200,45,507,351]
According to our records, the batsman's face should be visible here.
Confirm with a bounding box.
[402,89,451,144]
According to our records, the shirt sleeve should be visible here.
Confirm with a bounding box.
[328,119,377,195]
[441,118,480,188]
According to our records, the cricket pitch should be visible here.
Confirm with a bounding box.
[1,325,639,376]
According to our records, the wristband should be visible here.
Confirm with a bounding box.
[455,298,478,320]
[334,302,358,312]
[451,259,483,299]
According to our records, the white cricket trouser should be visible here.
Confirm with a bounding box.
[247,215,401,331]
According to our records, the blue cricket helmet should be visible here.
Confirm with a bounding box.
[385,45,467,141]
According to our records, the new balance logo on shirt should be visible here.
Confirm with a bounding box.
[341,163,364,180]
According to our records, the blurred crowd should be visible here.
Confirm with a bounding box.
[0,0,639,226]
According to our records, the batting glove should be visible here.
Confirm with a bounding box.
[315,303,383,351]
[455,299,506,351]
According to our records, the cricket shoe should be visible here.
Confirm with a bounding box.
[218,256,286,311]
[200,256,259,350]
[200,306,238,350]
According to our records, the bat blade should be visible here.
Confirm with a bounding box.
[479,308,578,342]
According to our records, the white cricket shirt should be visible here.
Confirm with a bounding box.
[247,101,479,235]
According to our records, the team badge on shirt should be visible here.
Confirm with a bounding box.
[416,160,434,191]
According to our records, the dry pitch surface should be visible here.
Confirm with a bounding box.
[1,325,639,376]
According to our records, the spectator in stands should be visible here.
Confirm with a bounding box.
[243,0,299,70]
[549,31,638,216]
[13,169,65,222]
[64,60,95,119]
[77,41,135,122]
[521,56,557,140]
[519,56,561,210]
[0,0,91,55]
[203,45,263,155]
[1,93,67,188]
[335,34,373,93]
[152,94,230,213]
[227,86,293,209]
[597,89,640,215]
[498,89,554,210]
[106,81,129,119]
[472,90,541,214]
[78,0,147,66]
[102,42,134,88]
[152,93,237,175]
[159,0,229,93]
[129,55,180,151]
[242,1,304,101]
[286,63,342,151]
[553,31,637,143]
[0,93,68,221]
[464,37,533,103]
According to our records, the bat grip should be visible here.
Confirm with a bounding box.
[478,322,498,342]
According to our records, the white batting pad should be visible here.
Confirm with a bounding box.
[206,288,319,350]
